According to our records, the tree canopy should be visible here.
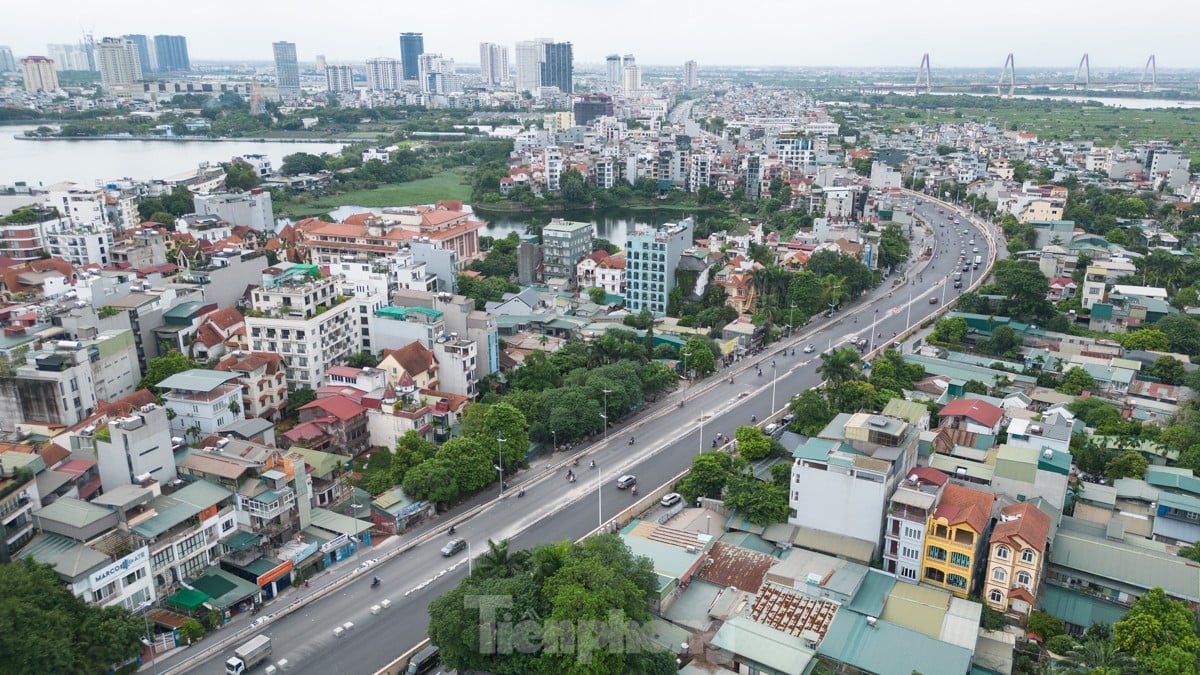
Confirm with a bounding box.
[0,559,146,674]
[138,350,193,392]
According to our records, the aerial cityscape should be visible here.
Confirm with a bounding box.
[3,4,1200,675]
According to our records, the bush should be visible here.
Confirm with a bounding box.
[1027,610,1064,640]
[1045,634,1075,655]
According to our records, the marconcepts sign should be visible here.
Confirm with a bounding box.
[91,547,148,586]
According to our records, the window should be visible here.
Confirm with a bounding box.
[950,551,971,568]
[1016,571,1032,587]
[992,567,1007,582]
[900,567,917,580]
[996,545,1010,560]
[1021,549,1036,563]
[904,527,921,539]
[989,589,1003,604]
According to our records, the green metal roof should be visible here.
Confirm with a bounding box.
[131,480,234,538]
[819,609,972,675]
[1041,584,1126,631]
[287,446,346,479]
[846,569,895,618]
[188,568,261,609]
[1052,517,1200,602]
[374,305,444,320]
[166,587,210,611]
[308,507,372,536]
[223,531,262,552]
[1146,467,1200,497]
[710,615,815,674]
[157,368,239,392]
[881,399,928,425]
[930,453,995,481]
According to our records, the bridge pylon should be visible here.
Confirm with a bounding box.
[998,53,1016,96]
[1073,53,1090,90]
[1140,55,1157,92]
[915,53,932,94]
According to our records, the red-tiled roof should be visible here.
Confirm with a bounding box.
[934,483,995,534]
[300,394,365,420]
[383,342,436,377]
[1008,587,1036,603]
[326,366,362,379]
[990,502,1050,553]
[939,398,1004,428]
[909,466,949,486]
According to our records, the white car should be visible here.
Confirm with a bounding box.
[660,492,682,507]
[803,344,815,353]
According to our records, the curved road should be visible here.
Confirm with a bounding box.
[175,197,993,675]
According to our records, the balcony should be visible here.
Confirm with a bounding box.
[889,504,927,524]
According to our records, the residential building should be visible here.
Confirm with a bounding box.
[42,221,114,267]
[884,467,948,583]
[20,56,58,93]
[272,41,299,100]
[93,402,177,493]
[938,398,1005,436]
[110,227,167,270]
[541,219,592,286]
[398,32,423,81]
[624,218,694,315]
[432,335,477,397]
[1081,265,1107,310]
[0,341,110,427]
[0,46,15,72]
[622,62,641,94]
[365,57,401,91]
[325,64,354,92]
[683,59,698,88]
[176,250,270,310]
[573,93,613,127]
[284,394,369,456]
[788,413,921,559]
[540,42,573,93]
[984,502,1051,617]
[478,42,508,86]
[157,369,245,438]
[215,352,288,420]
[96,37,142,89]
[131,479,238,592]
[41,182,107,228]
[922,483,995,598]
[0,207,57,260]
[0,468,37,562]
[244,263,360,390]
[46,43,90,71]
[417,53,457,94]
[193,190,274,232]
[152,34,189,72]
[514,39,549,93]
[605,54,622,91]
[121,35,153,73]
[296,203,481,271]
[595,255,625,297]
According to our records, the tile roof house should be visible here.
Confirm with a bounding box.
[215,351,287,420]
[282,394,369,456]
[923,483,996,598]
[984,502,1051,617]
[378,342,438,390]
[938,398,1005,435]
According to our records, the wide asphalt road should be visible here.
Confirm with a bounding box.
[182,197,992,675]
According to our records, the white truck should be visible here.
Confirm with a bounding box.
[226,635,272,675]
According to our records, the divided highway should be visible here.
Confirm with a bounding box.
[172,198,993,675]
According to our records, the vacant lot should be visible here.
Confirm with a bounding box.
[279,168,473,218]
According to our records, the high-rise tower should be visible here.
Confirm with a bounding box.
[154,35,190,72]
[272,41,300,100]
[399,32,423,81]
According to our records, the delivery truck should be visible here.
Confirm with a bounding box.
[226,635,272,675]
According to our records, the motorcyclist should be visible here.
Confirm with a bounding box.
[448,525,455,535]
[589,459,596,469]
[751,414,757,423]
[372,576,380,586]
[629,436,635,445]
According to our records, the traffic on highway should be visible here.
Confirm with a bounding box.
[178,196,994,675]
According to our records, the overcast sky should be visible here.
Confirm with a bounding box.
[5,0,1198,69]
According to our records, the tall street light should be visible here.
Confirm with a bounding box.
[596,460,603,529]
[904,279,914,334]
[771,360,778,413]
[137,601,159,674]
[869,308,880,352]
[466,540,473,576]
[602,388,612,441]
[698,410,705,456]
[789,303,797,337]
[551,430,557,453]
[496,436,506,496]
[681,351,690,385]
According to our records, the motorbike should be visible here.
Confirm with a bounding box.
[448,526,456,535]
[589,459,596,469]
[518,488,526,497]
[751,415,757,423]
[678,401,685,408]
[371,577,381,588]
[628,437,635,446]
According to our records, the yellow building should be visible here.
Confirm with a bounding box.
[922,483,995,598]
[984,502,1051,616]
[1019,199,1065,223]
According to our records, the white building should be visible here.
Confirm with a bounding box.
[96,37,142,89]
[193,190,274,231]
[365,57,401,91]
[622,63,641,94]
[43,222,114,267]
[94,403,177,493]
[325,64,354,93]
[432,335,478,397]
[20,56,59,93]
[683,60,698,88]
[479,42,508,86]
[244,264,361,390]
[514,39,549,93]
[883,468,948,584]
[130,480,238,592]
[157,369,245,438]
[688,154,712,193]
[40,182,107,228]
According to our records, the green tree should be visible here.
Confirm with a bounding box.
[138,350,193,392]
[817,347,862,403]
[0,558,146,674]
[788,389,835,435]
[178,618,205,644]
[587,286,607,304]
[681,337,717,376]
[284,387,316,417]
[1104,450,1148,481]
[723,473,790,525]
[221,159,261,191]
[991,259,1053,319]
[345,351,377,368]
[280,152,328,176]
[1120,329,1170,352]
[1152,314,1200,356]
[1058,366,1097,395]
[734,426,772,461]
[1063,639,1136,675]
[1027,610,1065,640]
[877,223,911,270]
[677,452,739,501]
[932,317,969,344]
[980,325,1021,356]
[1113,587,1200,670]
[462,402,530,478]
[1145,356,1186,386]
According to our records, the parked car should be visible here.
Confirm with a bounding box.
[616,475,637,489]
[764,423,782,438]
[441,538,466,556]
[660,492,682,507]
[781,413,796,426]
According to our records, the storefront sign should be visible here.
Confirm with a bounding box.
[91,547,148,586]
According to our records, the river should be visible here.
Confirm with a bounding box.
[0,124,346,187]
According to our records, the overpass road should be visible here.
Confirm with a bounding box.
[172,197,993,675]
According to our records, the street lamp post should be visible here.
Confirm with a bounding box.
[466,540,473,575]
[699,410,705,455]
[905,280,914,332]
[869,309,880,352]
[137,601,159,675]
[681,351,690,386]
[551,430,557,453]
[789,303,797,336]
[771,361,778,414]
[496,436,506,496]
[350,502,363,560]
[602,388,611,441]
[596,461,603,528]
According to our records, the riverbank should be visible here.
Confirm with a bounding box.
[13,134,363,144]
[473,201,721,215]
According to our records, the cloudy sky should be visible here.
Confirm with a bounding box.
[5,0,1197,69]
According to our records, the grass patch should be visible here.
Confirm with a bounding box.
[279,167,473,218]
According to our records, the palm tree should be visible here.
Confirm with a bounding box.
[817,347,861,401]
[475,539,525,578]
[820,274,849,310]
[1062,639,1136,675]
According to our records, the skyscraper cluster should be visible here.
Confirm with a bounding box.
[116,34,190,73]
[325,64,354,92]
[479,42,508,86]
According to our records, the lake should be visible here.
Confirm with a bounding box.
[0,124,346,187]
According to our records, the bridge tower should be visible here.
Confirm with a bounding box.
[1073,53,1090,90]
[997,53,1016,96]
[915,53,932,94]
[1140,55,1157,92]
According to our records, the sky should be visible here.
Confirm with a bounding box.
[5,0,1199,70]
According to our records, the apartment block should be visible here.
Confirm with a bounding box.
[94,402,177,493]
[158,369,245,438]
[624,217,694,316]
[193,190,274,231]
[884,467,948,584]
[542,219,592,286]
